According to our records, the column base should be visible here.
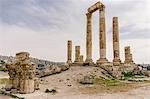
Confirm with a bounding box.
[84,58,95,66]
[72,62,83,66]
[67,60,72,65]
[113,58,121,66]
[96,58,108,65]
[124,60,134,65]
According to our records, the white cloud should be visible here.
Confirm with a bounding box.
[0,0,150,64]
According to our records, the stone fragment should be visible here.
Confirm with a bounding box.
[6,52,39,94]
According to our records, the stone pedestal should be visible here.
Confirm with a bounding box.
[112,17,121,65]
[97,8,108,65]
[67,40,72,64]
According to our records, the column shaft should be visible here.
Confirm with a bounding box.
[97,7,108,64]
[74,46,80,63]
[80,55,84,63]
[85,13,93,63]
[112,17,121,65]
[124,46,133,64]
[67,40,72,64]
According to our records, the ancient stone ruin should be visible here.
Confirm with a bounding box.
[5,52,39,94]
[67,1,135,67]
[65,1,141,81]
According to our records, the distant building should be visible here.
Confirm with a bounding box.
[138,64,150,71]
[0,60,6,68]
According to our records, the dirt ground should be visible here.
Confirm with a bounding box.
[1,66,150,99]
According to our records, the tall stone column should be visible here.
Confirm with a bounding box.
[97,7,108,64]
[124,46,133,64]
[67,40,72,64]
[85,12,93,64]
[74,46,80,63]
[112,17,121,65]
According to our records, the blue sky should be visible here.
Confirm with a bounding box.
[0,0,150,63]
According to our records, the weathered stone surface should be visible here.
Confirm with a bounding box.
[124,46,133,64]
[85,12,93,64]
[5,52,39,94]
[52,66,62,73]
[88,2,104,13]
[67,40,72,65]
[34,78,39,90]
[85,2,108,65]
[79,75,94,84]
[20,79,35,94]
[112,17,121,65]
[141,70,150,77]
[74,46,81,64]
[37,64,69,77]
[60,64,69,71]
[97,7,108,65]
[5,84,12,91]
[16,52,30,62]
[99,65,122,79]
[79,55,84,63]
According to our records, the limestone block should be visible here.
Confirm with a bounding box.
[34,78,39,90]
[20,79,35,94]
[16,52,30,61]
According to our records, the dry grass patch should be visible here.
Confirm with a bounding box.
[79,78,150,94]
[0,78,9,85]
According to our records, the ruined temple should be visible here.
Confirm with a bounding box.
[67,1,135,67]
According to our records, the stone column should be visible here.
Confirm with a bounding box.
[67,40,72,64]
[112,17,121,65]
[74,46,80,63]
[80,55,84,63]
[85,12,93,64]
[130,53,134,63]
[124,46,133,64]
[97,7,108,64]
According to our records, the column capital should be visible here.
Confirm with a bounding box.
[113,17,118,20]
[99,5,105,11]
[86,12,92,18]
